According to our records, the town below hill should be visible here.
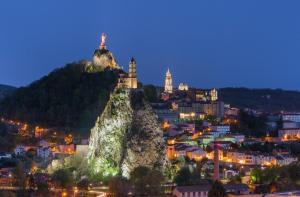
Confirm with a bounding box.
[1,33,300,196]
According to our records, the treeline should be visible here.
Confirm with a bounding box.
[0,84,15,101]
[220,87,300,112]
[0,62,119,135]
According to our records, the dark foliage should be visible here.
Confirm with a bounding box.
[51,168,74,189]
[0,122,18,152]
[0,62,119,136]
[143,84,159,103]
[174,165,209,186]
[0,84,16,102]
[174,167,192,186]
[220,87,300,112]
[130,166,164,195]
[208,181,227,197]
[231,109,267,137]
[251,163,300,192]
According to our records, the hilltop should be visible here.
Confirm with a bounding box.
[0,62,120,135]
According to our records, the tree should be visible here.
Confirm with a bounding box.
[51,169,74,189]
[208,181,227,197]
[13,161,27,191]
[143,85,158,102]
[130,166,164,195]
[77,178,90,191]
[174,167,192,186]
[36,182,50,197]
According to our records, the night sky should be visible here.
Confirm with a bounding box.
[1,1,300,90]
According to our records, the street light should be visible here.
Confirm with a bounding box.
[73,186,78,197]
[62,191,67,197]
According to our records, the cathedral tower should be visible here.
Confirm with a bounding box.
[164,68,173,93]
[128,57,137,89]
[117,57,138,89]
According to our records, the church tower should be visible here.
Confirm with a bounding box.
[127,57,138,89]
[164,68,173,93]
[117,57,138,89]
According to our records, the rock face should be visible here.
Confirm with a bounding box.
[92,48,119,69]
[88,89,167,178]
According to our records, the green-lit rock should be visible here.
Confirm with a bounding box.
[88,89,167,178]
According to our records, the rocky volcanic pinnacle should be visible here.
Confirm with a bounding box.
[88,89,167,178]
[92,48,119,69]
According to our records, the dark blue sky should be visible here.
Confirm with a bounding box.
[1,1,300,89]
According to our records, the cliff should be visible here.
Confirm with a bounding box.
[88,89,167,178]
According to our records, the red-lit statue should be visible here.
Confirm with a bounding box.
[100,33,106,49]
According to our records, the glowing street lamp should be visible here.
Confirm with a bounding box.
[62,191,67,197]
[74,186,78,197]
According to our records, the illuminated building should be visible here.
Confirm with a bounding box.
[279,128,300,141]
[117,58,138,89]
[207,149,296,166]
[210,125,230,133]
[210,88,218,101]
[178,101,224,118]
[164,68,173,93]
[178,83,189,91]
[195,89,218,102]
[282,113,300,122]
[37,146,53,159]
[35,126,47,138]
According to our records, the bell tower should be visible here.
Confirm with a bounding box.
[128,57,137,89]
[164,68,173,93]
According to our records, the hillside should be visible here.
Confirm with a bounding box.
[0,84,15,102]
[219,87,300,112]
[0,61,119,135]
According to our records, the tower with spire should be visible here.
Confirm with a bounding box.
[164,68,173,93]
[127,57,137,89]
[117,57,138,89]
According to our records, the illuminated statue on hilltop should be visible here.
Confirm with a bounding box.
[93,32,119,69]
[100,33,107,50]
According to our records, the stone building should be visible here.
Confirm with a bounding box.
[117,58,138,89]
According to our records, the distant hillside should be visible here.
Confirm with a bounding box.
[0,84,15,101]
[219,87,300,112]
[0,61,119,135]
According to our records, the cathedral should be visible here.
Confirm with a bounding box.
[117,57,138,89]
[164,68,173,93]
